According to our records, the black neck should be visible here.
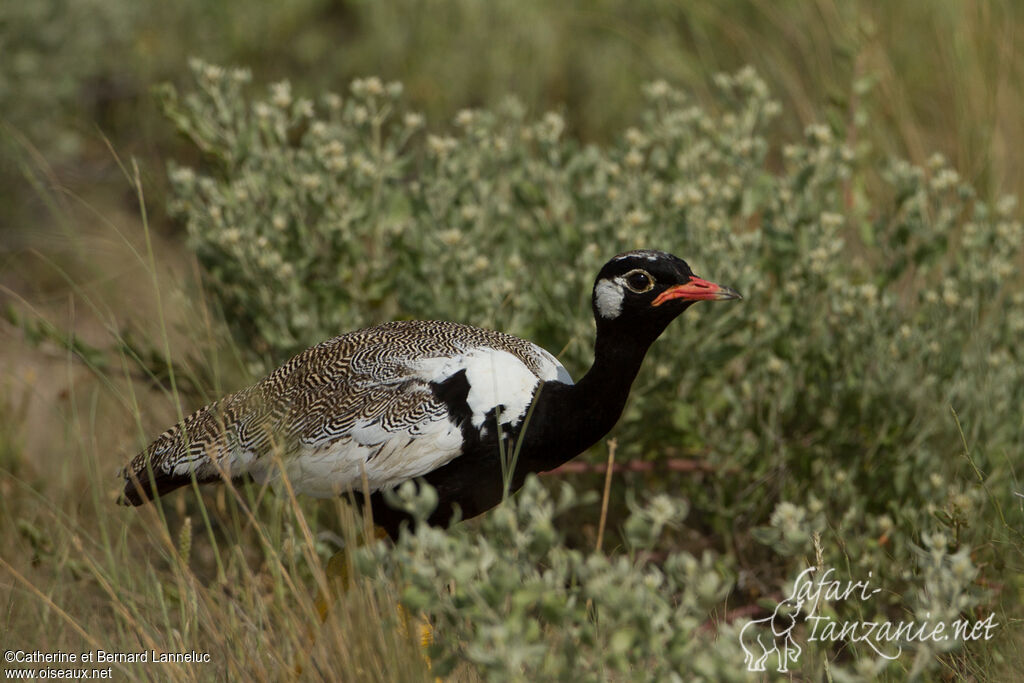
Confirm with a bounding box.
[516,322,658,472]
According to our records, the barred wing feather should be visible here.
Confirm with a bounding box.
[120,320,570,504]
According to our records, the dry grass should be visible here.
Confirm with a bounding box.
[0,170,442,681]
[3,1,1024,679]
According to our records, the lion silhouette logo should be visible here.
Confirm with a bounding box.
[739,597,804,673]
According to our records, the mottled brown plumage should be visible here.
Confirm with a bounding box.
[121,251,740,539]
[120,320,566,505]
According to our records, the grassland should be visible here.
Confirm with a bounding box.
[2,1,1023,680]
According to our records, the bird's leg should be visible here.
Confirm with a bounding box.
[397,602,435,649]
[295,525,391,677]
[314,548,350,621]
[314,525,389,621]
[306,524,435,675]
[314,525,434,644]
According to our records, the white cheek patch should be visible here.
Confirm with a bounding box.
[594,278,625,319]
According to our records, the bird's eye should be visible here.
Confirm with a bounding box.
[624,269,654,293]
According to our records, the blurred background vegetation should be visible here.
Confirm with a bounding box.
[2,0,1023,680]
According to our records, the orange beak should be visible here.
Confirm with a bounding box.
[651,276,742,306]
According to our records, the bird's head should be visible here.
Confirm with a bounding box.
[591,249,741,341]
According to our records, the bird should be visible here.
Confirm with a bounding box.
[119,249,741,539]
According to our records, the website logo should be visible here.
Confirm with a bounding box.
[739,566,998,673]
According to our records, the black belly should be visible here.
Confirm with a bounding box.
[363,442,512,539]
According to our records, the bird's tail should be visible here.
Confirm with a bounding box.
[117,396,259,506]
[119,466,208,506]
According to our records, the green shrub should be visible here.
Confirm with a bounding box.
[160,61,1022,679]
[356,477,741,681]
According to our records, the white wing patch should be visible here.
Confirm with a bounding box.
[412,347,547,428]
[528,342,574,385]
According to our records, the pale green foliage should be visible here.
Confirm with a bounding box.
[161,63,420,357]
[160,61,774,366]
[359,477,743,682]
[0,0,125,159]
[162,62,1022,678]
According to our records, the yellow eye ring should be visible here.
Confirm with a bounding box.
[623,269,655,293]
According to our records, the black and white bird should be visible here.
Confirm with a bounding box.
[120,250,740,538]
